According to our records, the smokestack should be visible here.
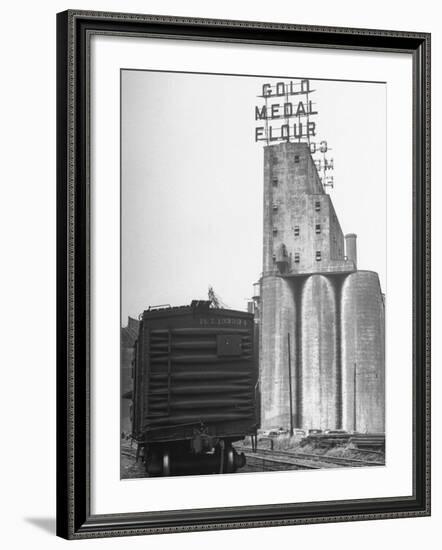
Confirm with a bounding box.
[345,233,357,269]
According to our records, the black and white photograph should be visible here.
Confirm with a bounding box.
[120,70,386,479]
[52,6,430,541]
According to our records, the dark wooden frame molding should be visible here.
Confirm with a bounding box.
[56,9,431,539]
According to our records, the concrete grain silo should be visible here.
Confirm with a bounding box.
[259,141,353,430]
[257,138,384,434]
[341,271,385,433]
[301,275,338,430]
[259,275,296,428]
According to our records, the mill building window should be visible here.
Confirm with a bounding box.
[294,226,300,236]
[272,202,278,211]
[315,201,321,212]
[272,227,278,235]
[315,224,321,234]
[294,253,300,263]
[316,251,322,261]
[294,155,300,163]
[272,178,278,187]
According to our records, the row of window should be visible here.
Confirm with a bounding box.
[271,194,321,214]
[273,251,322,263]
[294,251,322,262]
[294,224,321,235]
[272,224,321,236]
[272,154,300,165]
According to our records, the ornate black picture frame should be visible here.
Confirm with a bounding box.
[56,10,430,539]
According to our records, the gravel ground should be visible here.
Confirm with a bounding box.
[120,439,381,479]
[120,444,148,479]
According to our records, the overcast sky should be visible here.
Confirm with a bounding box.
[121,70,386,323]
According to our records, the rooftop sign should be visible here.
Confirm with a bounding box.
[255,79,318,144]
[255,78,335,190]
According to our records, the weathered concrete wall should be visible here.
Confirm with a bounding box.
[263,142,325,275]
[341,271,385,433]
[259,275,296,429]
[263,142,354,276]
[301,275,338,430]
[329,202,346,261]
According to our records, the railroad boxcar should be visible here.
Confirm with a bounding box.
[132,300,259,476]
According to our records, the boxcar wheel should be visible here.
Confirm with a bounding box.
[226,448,235,473]
[162,449,171,476]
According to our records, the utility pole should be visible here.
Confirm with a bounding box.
[353,362,357,432]
[287,333,294,436]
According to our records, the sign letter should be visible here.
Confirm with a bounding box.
[300,79,311,93]
[296,101,306,116]
[284,103,293,117]
[262,84,271,97]
[271,104,280,118]
[255,127,265,141]
[276,82,285,96]
[255,105,267,120]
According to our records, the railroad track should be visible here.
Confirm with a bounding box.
[122,445,384,474]
[348,447,384,455]
[290,451,384,467]
[239,446,384,469]
[123,446,323,472]
[122,446,322,471]
[241,449,323,471]
[121,449,137,459]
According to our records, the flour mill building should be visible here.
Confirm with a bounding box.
[254,80,385,435]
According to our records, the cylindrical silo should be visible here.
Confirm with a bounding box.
[345,233,358,269]
[301,274,338,430]
[341,271,385,433]
[259,275,296,429]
